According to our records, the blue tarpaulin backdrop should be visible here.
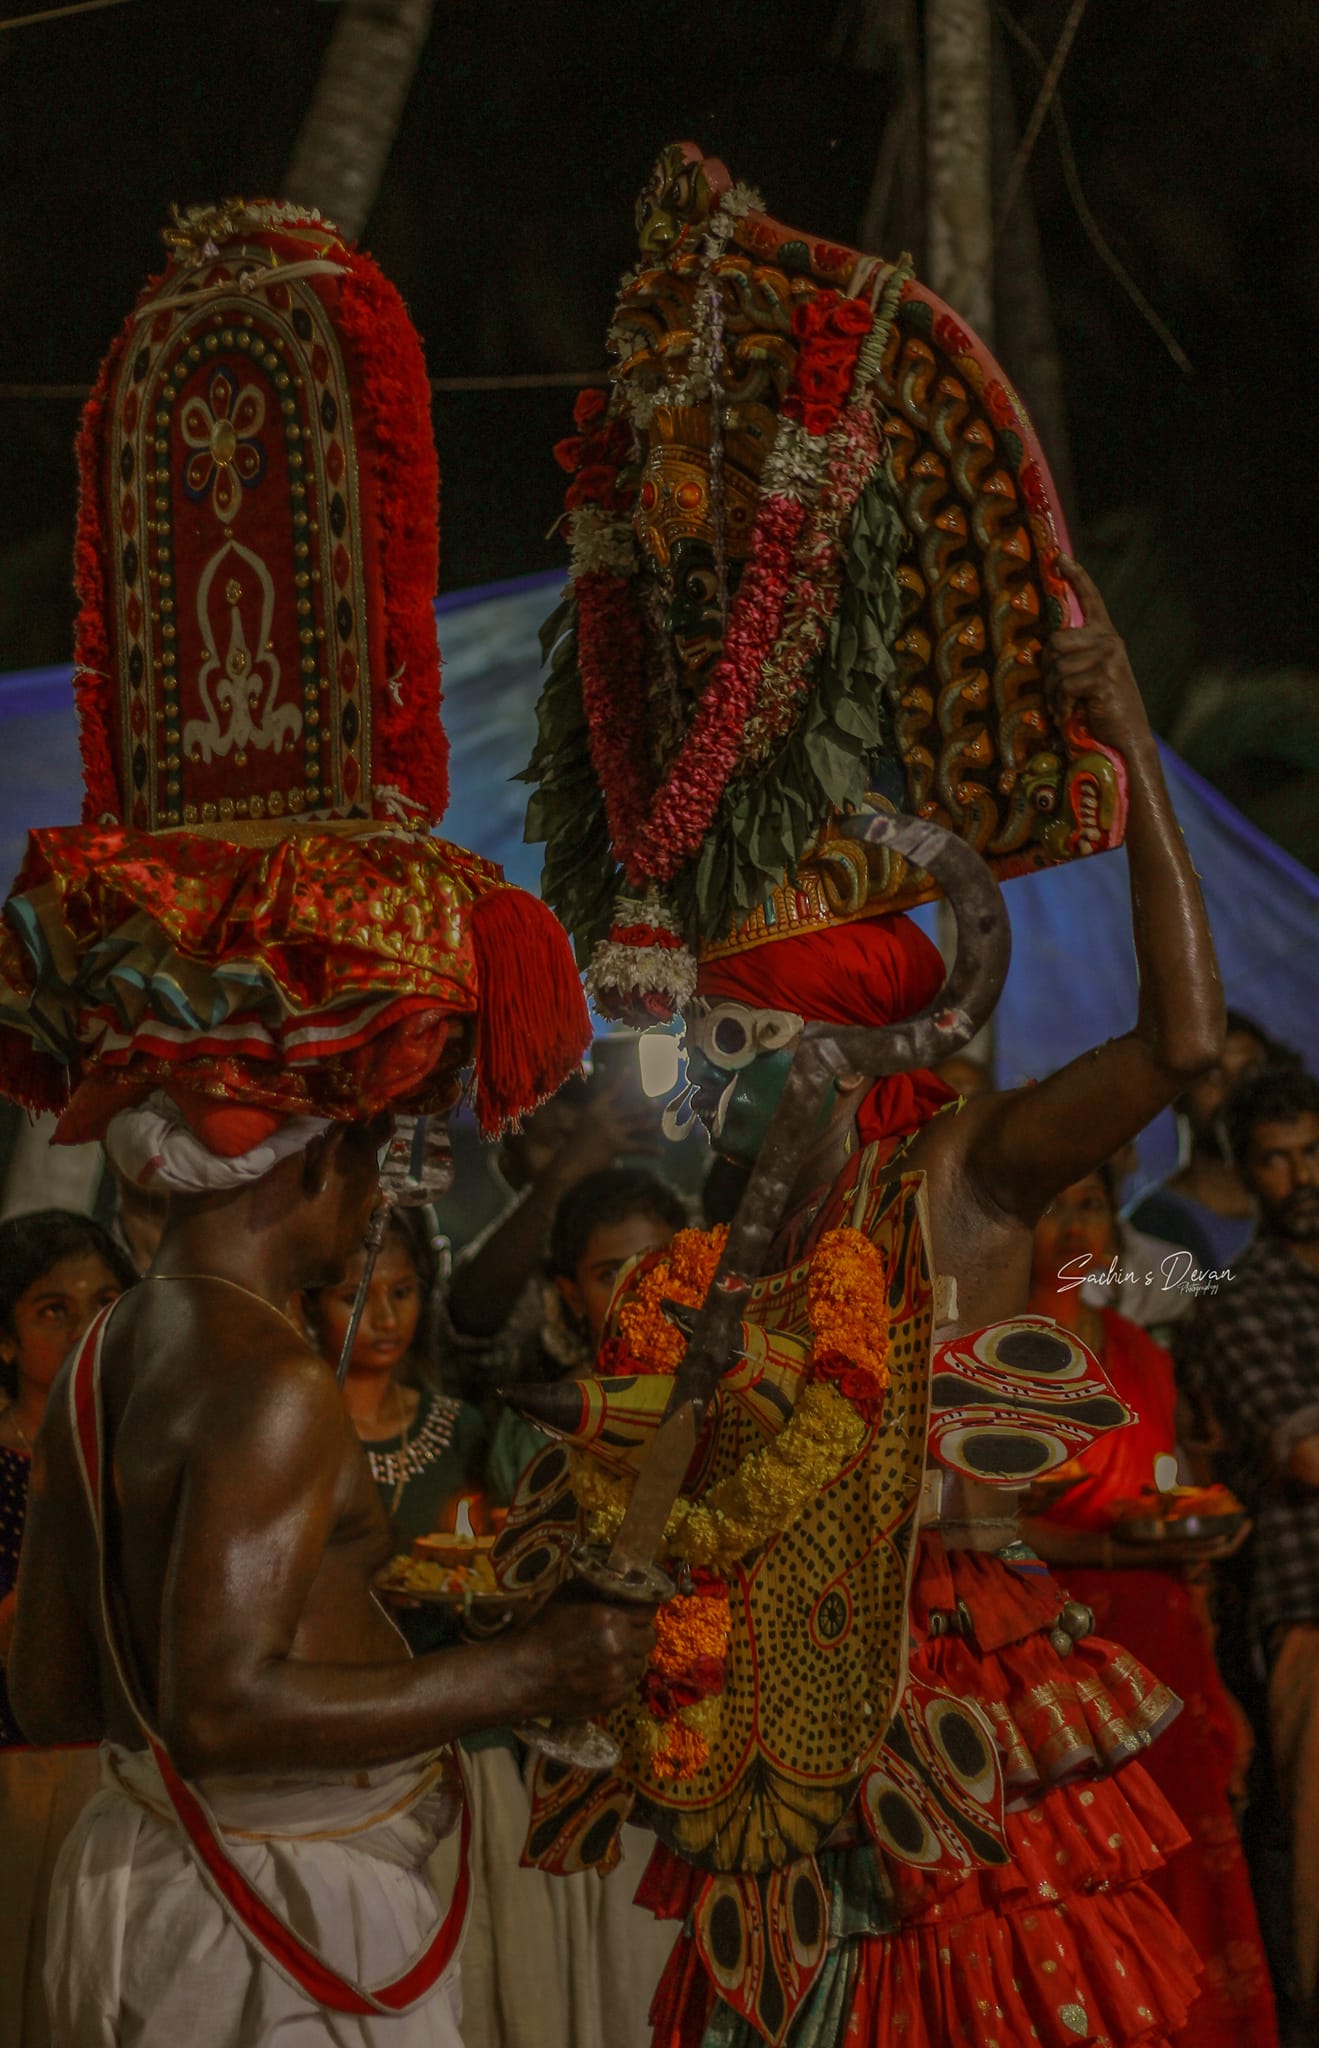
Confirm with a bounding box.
[2,569,1315,1181]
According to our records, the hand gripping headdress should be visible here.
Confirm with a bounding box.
[0,201,589,1172]
[525,143,1127,1025]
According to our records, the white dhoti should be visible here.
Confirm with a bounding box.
[426,1747,675,2048]
[549,1819,677,2048]
[45,1744,467,2048]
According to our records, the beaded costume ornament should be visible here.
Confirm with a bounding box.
[0,201,589,1149]
[526,144,1129,1021]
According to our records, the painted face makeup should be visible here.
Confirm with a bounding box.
[670,999,807,1165]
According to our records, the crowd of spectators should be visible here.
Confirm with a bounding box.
[0,1021,1316,2041]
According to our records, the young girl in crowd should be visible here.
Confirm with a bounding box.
[302,1206,487,1598]
[304,1180,686,2048]
[303,1208,551,2048]
[1020,1169,1279,2048]
[0,1209,137,2048]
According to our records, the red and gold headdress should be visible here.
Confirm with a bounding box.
[0,200,589,1143]
[526,144,1128,1021]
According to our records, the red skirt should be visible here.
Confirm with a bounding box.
[645,1534,1205,2048]
[1062,1564,1278,2048]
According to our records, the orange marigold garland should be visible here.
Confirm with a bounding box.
[808,1226,892,1420]
[583,1223,891,1779]
[631,1568,733,1781]
[608,1226,728,1377]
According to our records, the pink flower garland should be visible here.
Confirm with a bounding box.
[743,400,883,759]
[627,493,806,883]
[575,496,805,887]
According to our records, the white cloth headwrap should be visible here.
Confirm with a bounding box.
[104,1091,331,1196]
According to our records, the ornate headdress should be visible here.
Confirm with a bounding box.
[526,144,1128,1021]
[0,201,589,1147]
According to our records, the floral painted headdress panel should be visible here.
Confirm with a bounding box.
[73,198,447,835]
[525,144,1128,1022]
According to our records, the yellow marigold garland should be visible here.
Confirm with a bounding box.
[574,1380,867,1570]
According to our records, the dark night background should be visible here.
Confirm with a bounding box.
[2,0,1316,863]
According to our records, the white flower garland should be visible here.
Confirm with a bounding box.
[760,418,832,504]
[568,504,638,580]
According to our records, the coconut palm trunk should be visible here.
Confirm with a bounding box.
[923,0,994,340]
[282,0,436,241]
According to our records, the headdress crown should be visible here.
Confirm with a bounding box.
[527,147,1128,1022]
[74,199,446,837]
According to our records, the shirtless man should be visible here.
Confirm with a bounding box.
[9,1113,652,2044]
[0,192,629,2048]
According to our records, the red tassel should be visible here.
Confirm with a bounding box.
[335,254,448,825]
[467,887,590,1135]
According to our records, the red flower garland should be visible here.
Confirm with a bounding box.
[575,570,652,852]
[576,494,806,887]
[554,390,632,513]
[627,493,806,882]
[782,291,874,438]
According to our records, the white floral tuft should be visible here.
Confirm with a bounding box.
[611,894,685,934]
[568,506,637,580]
[761,419,830,503]
[584,900,697,1017]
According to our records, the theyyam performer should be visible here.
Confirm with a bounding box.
[0,201,654,2047]
[502,146,1227,2048]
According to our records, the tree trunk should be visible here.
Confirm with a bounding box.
[282,0,436,242]
[923,0,995,1030]
[924,0,994,341]
[849,0,927,267]
[990,23,1079,528]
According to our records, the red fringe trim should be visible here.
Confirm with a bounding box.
[72,303,139,824]
[0,1030,68,1118]
[336,251,447,825]
[468,886,590,1135]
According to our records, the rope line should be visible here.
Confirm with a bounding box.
[0,0,137,32]
[0,370,610,401]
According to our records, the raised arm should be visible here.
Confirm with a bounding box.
[447,1074,655,1343]
[963,557,1224,1223]
[156,1357,652,1777]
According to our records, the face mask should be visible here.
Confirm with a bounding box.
[666,1000,812,1165]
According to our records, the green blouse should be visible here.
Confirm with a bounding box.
[364,1386,488,1551]
[367,1387,487,1660]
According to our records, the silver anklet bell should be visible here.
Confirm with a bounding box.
[1048,1599,1095,1658]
